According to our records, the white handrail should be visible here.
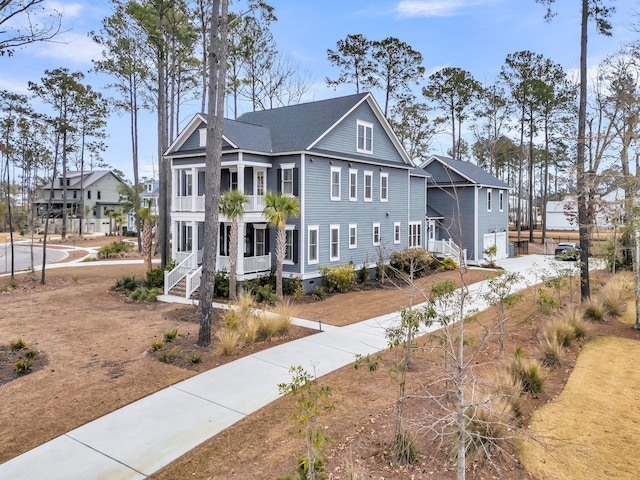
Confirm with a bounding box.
[185,266,203,298]
[164,252,195,295]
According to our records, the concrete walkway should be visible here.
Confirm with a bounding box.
[0,255,564,479]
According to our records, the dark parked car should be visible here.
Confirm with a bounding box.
[555,242,579,260]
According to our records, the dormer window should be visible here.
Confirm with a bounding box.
[356,120,373,154]
[199,128,206,147]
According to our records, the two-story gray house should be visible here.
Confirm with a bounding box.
[164,93,428,297]
[421,155,510,265]
[35,170,126,235]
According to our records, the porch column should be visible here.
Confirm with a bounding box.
[191,167,197,212]
[236,222,245,276]
[191,220,198,268]
[171,220,178,261]
[237,164,245,194]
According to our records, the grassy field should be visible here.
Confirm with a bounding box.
[520,335,640,480]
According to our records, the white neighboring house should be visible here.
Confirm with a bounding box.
[126,180,159,232]
[545,188,626,231]
[35,170,126,234]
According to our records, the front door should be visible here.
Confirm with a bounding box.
[427,219,436,250]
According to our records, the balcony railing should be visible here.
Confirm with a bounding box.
[172,194,265,213]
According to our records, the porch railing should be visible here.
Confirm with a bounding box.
[172,194,264,213]
[185,266,202,298]
[164,252,196,295]
[429,239,466,266]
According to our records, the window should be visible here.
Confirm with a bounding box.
[255,228,266,256]
[372,223,381,246]
[285,228,294,263]
[281,165,294,195]
[181,171,193,196]
[147,183,153,193]
[380,173,388,202]
[499,190,504,212]
[330,166,341,200]
[394,222,401,244]
[73,191,77,199]
[308,226,319,264]
[364,171,373,202]
[97,191,102,200]
[409,222,422,247]
[349,169,357,201]
[349,224,357,249]
[230,171,238,191]
[487,189,492,212]
[199,128,206,147]
[357,120,373,154]
[330,225,340,261]
[87,190,92,200]
[256,170,265,196]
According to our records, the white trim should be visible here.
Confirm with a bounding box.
[372,222,381,246]
[330,166,341,201]
[380,172,389,202]
[330,224,340,261]
[364,170,373,202]
[349,168,358,201]
[349,223,358,249]
[281,165,294,196]
[356,120,373,154]
[308,225,319,265]
[409,221,422,248]
[394,222,401,244]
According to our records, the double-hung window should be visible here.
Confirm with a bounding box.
[330,166,341,201]
[364,171,373,202]
[255,227,266,256]
[356,120,373,154]
[394,222,401,244]
[330,225,340,261]
[409,222,422,248]
[285,228,294,263]
[372,223,381,246]
[380,173,388,202]
[308,226,319,264]
[499,190,504,212]
[349,224,357,249]
[349,169,357,201]
[281,165,294,196]
[487,188,492,212]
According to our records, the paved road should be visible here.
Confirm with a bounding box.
[0,244,68,274]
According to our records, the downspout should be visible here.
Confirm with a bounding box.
[300,153,305,276]
[474,185,480,263]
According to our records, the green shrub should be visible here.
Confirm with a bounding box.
[113,275,141,292]
[213,269,229,298]
[309,286,326,301]
[150,341,164,351]
[582,299,607,322]
[10,339,26,351]
[15,358,33,373]
[163,329,178,342]
[128,286,158,302]
[357,260,370,283]
[24,349,38,360]
[144,267,165,289]
[438,257,459,270]
[536,288,561,314]
[389,248,433,278]
[157,347,178,363]
[190,353,202,364]
[97,240,131,259]
[318,264,356,293]
[253,284,278,305]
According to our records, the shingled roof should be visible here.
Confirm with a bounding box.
[422,155,510,189]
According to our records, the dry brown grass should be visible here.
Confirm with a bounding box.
[520,336,640,480]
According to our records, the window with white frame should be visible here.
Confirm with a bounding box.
[281,165,294,195]
[285,228,294,263]
[364,171,373,202]
[330,225,340,261]
[308,226,319,264]
[349,224,357,249]
[380,173,388,202]
[255,227,266,256]
[356,120,373,154]
[394,222,401,244]
[499,190,504,212]
[256,170,265,196]
[330,166,341,200]
[349,169,357,201]
[230,171,238,191]
[372,223,381,246]
[409,222,422,247]
[199,128,207,147]
[487,188,492,212]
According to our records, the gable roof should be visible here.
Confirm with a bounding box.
[421,155,509,189]
[42,170,123,190]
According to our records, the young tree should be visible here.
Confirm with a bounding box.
[389,94,435,161]
[423,67,483,161]
[219,189,247,300]
[263,191,300,298]
[536,0,615,301]
[0,0,62,56]
[369,37,425,116]
[326,33,373,94]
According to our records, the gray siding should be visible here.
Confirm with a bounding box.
[180,122,205,151]
[409,175,426,222]
[476,187,509,254]
[425,160,467,185]
[315,103,405,165]
[427,186,476,260]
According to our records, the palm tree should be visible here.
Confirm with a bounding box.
[263,191,300,298]
[220,189,248,300]
[139,206,154,273]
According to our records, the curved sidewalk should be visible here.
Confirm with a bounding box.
[0,255,559,479]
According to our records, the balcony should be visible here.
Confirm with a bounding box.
[172,195,265,213]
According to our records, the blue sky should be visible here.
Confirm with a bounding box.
[1,0,638,181]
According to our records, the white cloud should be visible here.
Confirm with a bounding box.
[395,0,499,18]
[32,32,103,66]
[46,1,83,18]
